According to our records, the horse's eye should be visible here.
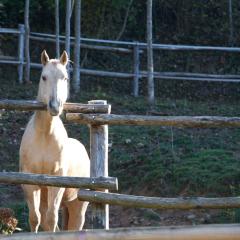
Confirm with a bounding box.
[42,76,47,81]
[64,77,68,81]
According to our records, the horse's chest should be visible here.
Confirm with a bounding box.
[24,137,65,174]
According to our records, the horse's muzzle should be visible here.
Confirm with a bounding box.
[48,99,62,116]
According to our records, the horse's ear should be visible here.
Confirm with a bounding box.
[41,50,50,65]
[60,51,68,66]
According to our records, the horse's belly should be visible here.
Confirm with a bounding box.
[39,187,77,205]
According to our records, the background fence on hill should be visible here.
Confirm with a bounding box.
[1,26,240,99]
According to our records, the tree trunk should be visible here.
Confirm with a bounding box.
[55,0,60,58]
[147,0,154,107]
[65,0,72,58]
[73,0,81,92]
[24,0,30,83]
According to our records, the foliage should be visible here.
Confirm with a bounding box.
[2,1,240,98]
[0,208,18,235]
[1,0,240,44]
[10,203,29,232]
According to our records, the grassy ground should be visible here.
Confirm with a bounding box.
[1,67,240,231]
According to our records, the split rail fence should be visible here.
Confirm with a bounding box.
[3,224,240,240]
[0,98,240,239]
[1,26,240,97]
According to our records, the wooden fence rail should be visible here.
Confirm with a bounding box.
[0,99,111,113]
[29,35,135,54]
[2,57,240,83]
[30,31,240,52]
[67,113,240,128]
[3,224,240,240]
[1,57,240,83]
[0,28,21,34]
[0,172,118,191]
[78,190,240,210]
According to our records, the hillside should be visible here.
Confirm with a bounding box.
[1,65,240,231]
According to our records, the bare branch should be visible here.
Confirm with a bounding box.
[116,0,134,41]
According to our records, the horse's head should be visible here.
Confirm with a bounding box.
[37,50,69,116]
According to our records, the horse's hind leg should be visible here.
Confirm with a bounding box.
[60,206,69,230]
[67,199,89,230]
[22,185,41,233]
[45,187,65,232]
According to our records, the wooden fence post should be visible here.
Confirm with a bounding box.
[18,24,25,84]
[88,100,110,230]
[133,42,140,97]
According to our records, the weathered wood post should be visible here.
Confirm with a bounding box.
[55,0,60,58]
[18,24,25,84]
[147,0,154,106]
[73,0,81,92]
[133,42,140,97]
[24,0,30,83]
[88,100,110,229]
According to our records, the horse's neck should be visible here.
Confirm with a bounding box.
[33,111,62,136]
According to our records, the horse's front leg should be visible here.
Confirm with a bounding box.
[22,185,41,233]
[45,186,65,232]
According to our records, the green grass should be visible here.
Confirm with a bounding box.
[172,149,240,194]
[107,125,240,196]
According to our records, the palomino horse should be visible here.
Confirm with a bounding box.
[20,50,90,232]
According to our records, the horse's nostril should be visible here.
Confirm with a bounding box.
[48,98,64,116]
[49,100,53,109]
[48,100,60,116]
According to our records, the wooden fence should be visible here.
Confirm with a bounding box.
[0,99,240,239]
[1,26,240,97]
[2,224,240,240]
